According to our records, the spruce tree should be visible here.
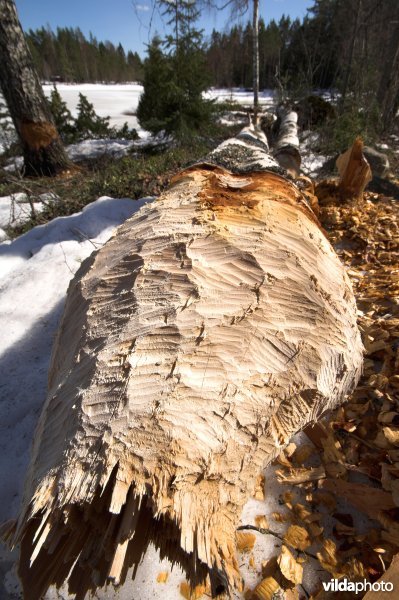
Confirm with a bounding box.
[74,93,111,139]
[137,1,213,140]
[48,85,76,143]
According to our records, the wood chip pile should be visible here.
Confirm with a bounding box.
[244,185,399,599]
[174,183,399,600]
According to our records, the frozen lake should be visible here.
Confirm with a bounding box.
[42,83,143,130]
[0,84,276,144]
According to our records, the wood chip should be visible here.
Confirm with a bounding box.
[236,532,256,553]
[319,479,396,517]
[255,515,269,529]
[283,525,311,551]
[179,582,207,600]
[277,545,303,584]
[251,577,281,600]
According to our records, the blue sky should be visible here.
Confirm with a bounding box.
[15,0,312,58]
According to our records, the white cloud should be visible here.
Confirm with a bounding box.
[136,3,150,11]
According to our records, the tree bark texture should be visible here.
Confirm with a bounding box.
[273,107,301,177]
[0,0,71,176]
[252,0,259,121]
[377,17,399,131]
[5,123,363,599]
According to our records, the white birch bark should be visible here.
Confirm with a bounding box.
[273,107,301,177]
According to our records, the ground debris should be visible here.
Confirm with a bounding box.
[247,181,399,598]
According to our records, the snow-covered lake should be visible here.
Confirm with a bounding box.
[0,84,276,149]
[42,83,143,130]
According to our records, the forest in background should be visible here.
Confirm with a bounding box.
[26,27,144,83]
[24,0,399,138]
[26,0,398,96]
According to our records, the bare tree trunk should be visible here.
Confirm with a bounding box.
[252,0,259,122]
[0,0,71,176]
[6,122,363,600]
[340,0,362,110]
[377,18,399,131]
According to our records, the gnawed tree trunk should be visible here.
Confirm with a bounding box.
[336,136,372,199]
[0,0,71,176]
[4,119,363,599]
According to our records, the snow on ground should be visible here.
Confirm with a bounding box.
[0,195,153,599]
[206,87,276,108]
[2,135,158,175]
[0,192,59,236]
[300,131,329,177]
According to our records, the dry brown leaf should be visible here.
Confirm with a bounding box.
[345,557,367,580]
[236,531,256,553]
[309,490,337,512]
[261,556,279,579]
[284,525,311,551]
[334,521,355,537]
[249,554,256,569]
[282,491,294,509]
[293,502,322,523]
[272,512,290,523]
[277,545,303,584]
[317,539,344,577]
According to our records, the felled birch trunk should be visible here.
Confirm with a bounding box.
[273,107,301,177]
[5,121,363,600]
